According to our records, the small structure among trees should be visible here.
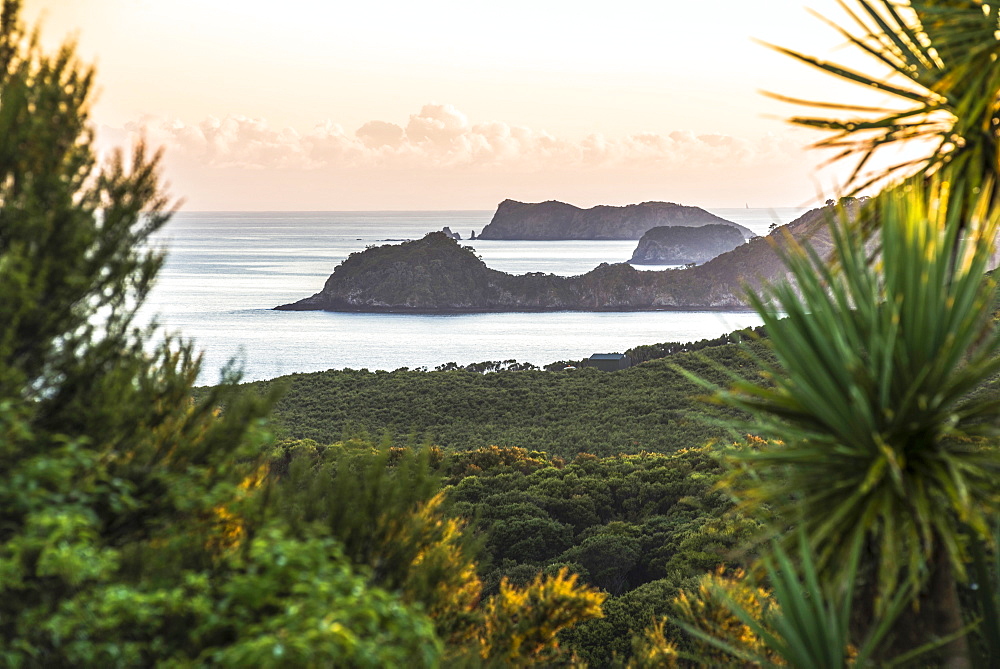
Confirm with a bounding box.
[588,353,631,371]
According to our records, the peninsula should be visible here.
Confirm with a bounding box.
[274,206,835,313]
[477,199,754,240]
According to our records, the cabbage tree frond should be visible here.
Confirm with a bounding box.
[715,177,1000,602]
[772,1,1000,196]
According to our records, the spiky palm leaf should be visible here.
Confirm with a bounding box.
[712,178,1000,604]
[677,532,933,668]
[769,1,1000,195]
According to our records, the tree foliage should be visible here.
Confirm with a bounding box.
[0,1,452,663]
[478,568,606,666]
[769,0,1000,196]
[0,3,609,664]
[253,339,765,459]
[422,443,760,665]
[713,182,1000,597]
[698,1,1000,664]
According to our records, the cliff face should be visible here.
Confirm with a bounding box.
[629,224,746,264]
[274,206,836,313]
[477,199,753,240]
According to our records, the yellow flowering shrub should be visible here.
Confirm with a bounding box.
[478,567,606,666]
[627,618,681,669]
[671,567,780,667]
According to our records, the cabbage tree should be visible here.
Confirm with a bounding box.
[693,2,1000,665]
[712,179,1000,666]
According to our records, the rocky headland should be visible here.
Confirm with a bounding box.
[629,224,746,265]
[275,204,837,313]
[477,199,754,240]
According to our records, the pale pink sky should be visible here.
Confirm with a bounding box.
[24,0,899,210]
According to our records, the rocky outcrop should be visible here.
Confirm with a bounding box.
[441,226,461,240]
[477,199,753,240]
[275,205,838,313]
[630,224,746,265]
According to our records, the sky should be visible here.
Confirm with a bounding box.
[22,0,900,211]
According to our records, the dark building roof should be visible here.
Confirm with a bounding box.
[588,353,632,371]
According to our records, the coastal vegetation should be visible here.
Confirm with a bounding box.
[0,3,605,664]
[252,335,767,458]
[5,0,1000,667]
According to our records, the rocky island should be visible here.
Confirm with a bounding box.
[275,206,836,313]
[629,223,746,265]
[477,199,754,240]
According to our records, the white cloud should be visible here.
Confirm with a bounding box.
[405,103,468,145]
[119,103,802,173]
[356,120,405,149]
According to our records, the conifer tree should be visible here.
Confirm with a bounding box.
[0,3,610,664]
[0,1,442,663]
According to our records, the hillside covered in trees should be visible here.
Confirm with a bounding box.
[252,335,767,457]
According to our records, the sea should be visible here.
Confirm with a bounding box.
[140,207,807,384]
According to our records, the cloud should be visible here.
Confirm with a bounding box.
[356,120,404,149]
[405,103,468,145]
[121,103,801,173]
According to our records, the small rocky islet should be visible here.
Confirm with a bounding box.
[629,223,747,265]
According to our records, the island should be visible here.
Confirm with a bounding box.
[629,223,746,265]
[274,205,836,313]
[476,199,754,240]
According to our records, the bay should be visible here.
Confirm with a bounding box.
[142,207,806,383]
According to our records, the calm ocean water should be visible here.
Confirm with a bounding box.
[141,207,806,383]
